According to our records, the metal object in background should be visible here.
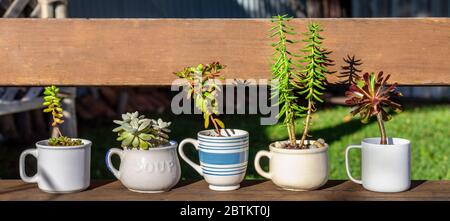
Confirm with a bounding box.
[38,0,66,18]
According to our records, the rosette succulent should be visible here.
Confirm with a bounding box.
[345,72,403,144]
[113,111,171,150]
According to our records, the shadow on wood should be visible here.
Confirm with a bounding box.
[0,183,35,195]
[318,180,347,190]
[87,180,116,190]
[409,180,427,191]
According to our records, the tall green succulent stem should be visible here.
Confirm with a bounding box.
[376,112,387,144]
[298,23,330,149]
[278,19,297,147]
[299,99,312,149]
[270,15,302,148]
[286,121,296,147]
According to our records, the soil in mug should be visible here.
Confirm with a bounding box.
[273,139,327,149]
[204,129,238,137]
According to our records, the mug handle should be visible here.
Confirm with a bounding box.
[254,150,272,179]
[345,145,363,184]
[178,138,203,176]
[106,148,123,179]
[19,148,39,183]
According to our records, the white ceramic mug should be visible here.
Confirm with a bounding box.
[19,139,91,193]
[106,141,181,193]
[178,129,249,191]
[345,137,411,192]
[254,140,329,191]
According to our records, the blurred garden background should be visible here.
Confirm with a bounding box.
[0,0,449,180]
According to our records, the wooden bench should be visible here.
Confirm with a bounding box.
[0,18,448,201]
[0,180,448,201]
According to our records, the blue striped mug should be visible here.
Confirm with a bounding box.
[178,129,249,191]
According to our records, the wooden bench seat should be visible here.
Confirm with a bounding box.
[0,180,448,201]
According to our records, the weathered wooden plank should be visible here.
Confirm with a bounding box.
[0,18,449,86]
[0,180,448,201]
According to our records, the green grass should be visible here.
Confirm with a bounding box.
[1,104,448,180]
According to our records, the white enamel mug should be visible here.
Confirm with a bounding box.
[19,139,91,193]
[345,137,411,192]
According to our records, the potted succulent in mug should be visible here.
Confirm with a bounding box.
[106,112,181,193]
[254,15,332,191]
[175,62,249,191]
[19,86,91,193]
[344,71,410,192]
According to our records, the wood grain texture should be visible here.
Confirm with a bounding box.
[0,18,449,86]
[0,180,449,201]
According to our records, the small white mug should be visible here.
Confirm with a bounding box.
[19,139,91,193]
[345,137,411,192]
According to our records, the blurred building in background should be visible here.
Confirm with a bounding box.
[67,0,450,18]
[68,0,347,18]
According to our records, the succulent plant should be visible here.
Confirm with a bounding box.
[43,86,64,127]
[345,72,403,144]
[269,15,303,148]
[48,136,82,146]
[269,15,332,149]
[43,85,82,146]
[297,22,333,148]
[112,111,171,149]
[174,62,225,135]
